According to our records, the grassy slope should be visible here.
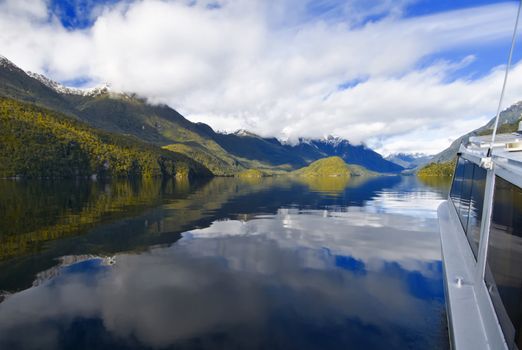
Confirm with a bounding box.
[0,97,211,179]
[64,95,310,175]
[69,95,244,175]
[292,156,375,177]
[63,96,303,175]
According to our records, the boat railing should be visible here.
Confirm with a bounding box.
[448,142,522,349]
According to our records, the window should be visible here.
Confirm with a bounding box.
[466,166,486,257]
[485,176,522,349]
[450,157,466,214]
[448,156,487,258]
[458,160,474,229]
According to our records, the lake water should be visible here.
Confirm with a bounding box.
[0,175,451,350]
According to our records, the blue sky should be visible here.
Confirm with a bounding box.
[1,0,521,155]
[50,0,118,28]
[48,0,518,81]
[405,0,509,15]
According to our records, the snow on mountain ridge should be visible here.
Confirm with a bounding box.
[0,55,19,71]
[233,129,259,137]
[26,71,111,97]
[321,135,347,147]
[0,55,111,97]
[0,55,9,65]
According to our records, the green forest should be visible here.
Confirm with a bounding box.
[417,159,456,177]
[0,98,211,179]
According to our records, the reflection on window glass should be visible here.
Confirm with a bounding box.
[458,160,474,230]
[486,176,522,349]
[466,166,486,257]
[450,157,465,214]
[449,156,486,257]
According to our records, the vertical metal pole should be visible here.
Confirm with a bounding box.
[489,0,522,155]
[475,168,496,283]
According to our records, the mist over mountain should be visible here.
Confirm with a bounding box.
[0,55,403,176]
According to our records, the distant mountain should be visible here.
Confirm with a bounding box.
[286,136,404,173]
[213,133,404,173]
[429,101,522,164]
[210,131,312,170]
[0,55,402,176]
[385,153,431,169]
[0,55,244,175]
[415,100,522,176]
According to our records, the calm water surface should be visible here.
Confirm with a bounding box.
[0,176,451,350]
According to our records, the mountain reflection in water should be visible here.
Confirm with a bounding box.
[0,176,449,350]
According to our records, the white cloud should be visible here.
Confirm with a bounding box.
[0,0,48,19]
[0,0,520,154]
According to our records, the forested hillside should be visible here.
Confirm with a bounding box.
[417,159,456,177]
[0,98,211,179]
[0,56,397,176]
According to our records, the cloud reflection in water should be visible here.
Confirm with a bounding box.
[0,176,449,349]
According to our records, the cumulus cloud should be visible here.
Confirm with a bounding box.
[0,0,520,154]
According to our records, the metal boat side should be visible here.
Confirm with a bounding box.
[439,132,522,350]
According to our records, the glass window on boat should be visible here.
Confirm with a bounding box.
[485,176,522,350]
[449,156,485,257]
[465,165,487,257]
[458,159,474,231]
[450,156,466,214]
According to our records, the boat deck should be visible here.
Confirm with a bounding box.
[439,131,522,350]
[438,201,505,350]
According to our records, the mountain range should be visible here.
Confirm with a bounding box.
[0,55,403,177]
[428,101,522,165]
[385,153,431,170]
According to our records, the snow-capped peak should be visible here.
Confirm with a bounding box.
[27,71,112,97]
[0,55,10,66]
[233,129,259,137]
[0,53,118,98]
[0,55,19,71]
[320,135,348,147]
